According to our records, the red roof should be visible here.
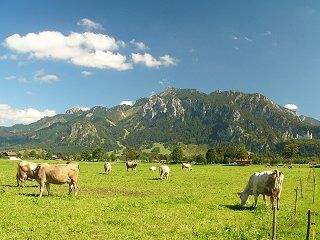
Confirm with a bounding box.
[1,151,18,156]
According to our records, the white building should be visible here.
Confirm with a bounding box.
[296,130,313,140]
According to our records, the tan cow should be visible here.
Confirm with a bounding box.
[238,169,284,209]
[16,160,39,187]
[32,162,80,197]
[104,162,112,174]
[182,163,192,171]
[159,165,170,180]
[126,161,139,171]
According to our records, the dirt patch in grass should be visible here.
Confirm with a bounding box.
[81,188,149,197]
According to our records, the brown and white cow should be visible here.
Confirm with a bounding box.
[16,160,39,187]
[104,162,112,174]
[126,161,139,171]
[31,162,80,197]
[238,169,284,209]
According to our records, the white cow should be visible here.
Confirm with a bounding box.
[149,166,156,171]
[104,162,112,174]
[182,163,192,171]
[238,169,284,209]
[159,165,170,180]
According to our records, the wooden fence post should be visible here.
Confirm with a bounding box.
[313,175,316,204]
[306,210,311,240]
[312,215,316,240]
[272,206,277,240]
[294,188,298,214]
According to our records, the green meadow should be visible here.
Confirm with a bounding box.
[0,160,318,239]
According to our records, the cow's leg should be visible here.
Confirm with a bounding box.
[69,183,74,195]
[39,181,45,197]
[45,183,51,196]
[253,191,258,207]
[73,182,78,196]
[263,195,267,205]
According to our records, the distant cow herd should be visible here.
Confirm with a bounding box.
[15,159,284,209]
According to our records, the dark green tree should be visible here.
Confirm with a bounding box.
[206,148,217,164]
[92,147,105,161]
[234,146,248,160]
[29,150,37,158]
[110,152,116,161]
[171,146,183,163]
[284,144,299,159]
[195,154,206,164]
[45,151,52,160]
[125,148,140,160]
[81,150,92,161]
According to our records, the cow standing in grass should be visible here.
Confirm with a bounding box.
[31,162,80,197]
[149,166,156,171]
[182,163,192,171]
[126,161,138,171]
[16,160,39,187]
[159,165,170,180]
[238,169,284,209]
[104,162,112,174]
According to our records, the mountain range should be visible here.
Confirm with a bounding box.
[0,88,319,153]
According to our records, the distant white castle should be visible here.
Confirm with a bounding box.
[296,130,313,140]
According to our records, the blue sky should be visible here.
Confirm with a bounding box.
[0,0,319,126]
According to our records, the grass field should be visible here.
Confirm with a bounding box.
[0,160,318,239]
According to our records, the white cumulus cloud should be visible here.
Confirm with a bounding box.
[0,104,56,125]
[130,39,149,51]
[0,54,17,60]
[284,104,298,111]
[132,53,177,68]
[33,69,59,82]
[120,101,133,106]
[3,31,132,71]
[81,70,94,76]
[77,18,103,30]
[5,75,27,83]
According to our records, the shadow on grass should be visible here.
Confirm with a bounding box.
[0,184,17,188]
[221,204,256,211]
[148,177,161,181]
[0,184,37,188]
[18,193,40,197]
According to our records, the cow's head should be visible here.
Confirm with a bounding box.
[238,191,248,206]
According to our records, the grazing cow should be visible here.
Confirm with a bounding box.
[16,160,39,187]
[159,165,170,180]
[149,166,156,171]
[238,169,284,210]
[104,162,112,174]
[126,161,139,171]
[31,163,80,197]
[288,165,293,169]
[182,163,192,171]
[266,163,271,167]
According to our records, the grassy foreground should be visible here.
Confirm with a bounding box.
[0,160,318,239]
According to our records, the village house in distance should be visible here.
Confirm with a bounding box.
[0,151,21,160]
